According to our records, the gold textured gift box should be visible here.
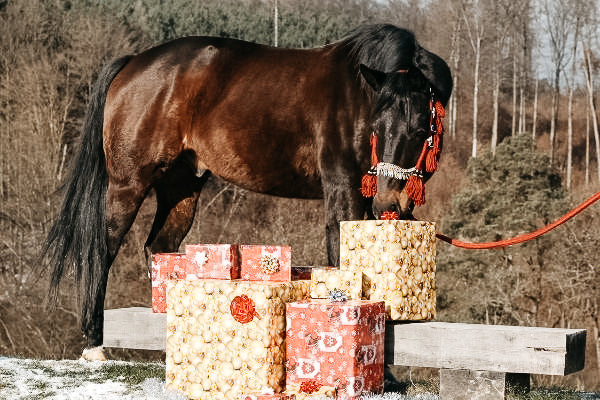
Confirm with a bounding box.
[166,279,310,400]
[309,267,362,300]
[339,220,436,320]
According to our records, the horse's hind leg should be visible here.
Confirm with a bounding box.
[81,177,149,359]
[144,164,210,260]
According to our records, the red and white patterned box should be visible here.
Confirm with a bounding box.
[240,393,296,400]
[151,253,191,313]
[240,245,292,281]
[286,383,336,400]
[285,299,386,400]
[184,244,240,279]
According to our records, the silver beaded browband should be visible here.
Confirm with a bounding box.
[375,162,422,180]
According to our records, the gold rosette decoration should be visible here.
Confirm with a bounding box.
[260,254,280,274]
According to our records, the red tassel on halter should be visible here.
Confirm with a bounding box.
[404,175,425,206]
[425,134,441,172]
[360,133,378,198]
[360,174,377,197]
[425,100,445,173]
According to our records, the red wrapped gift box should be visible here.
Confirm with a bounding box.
[240,245,292,281]
[241,393,296,400]
[151,253,191,313]
[184,244,240,279]
[285,299,385,400]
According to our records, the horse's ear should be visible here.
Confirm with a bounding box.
[413,46,453,106]
[359,64,386,92]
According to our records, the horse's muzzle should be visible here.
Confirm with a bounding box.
[372,191,415,220]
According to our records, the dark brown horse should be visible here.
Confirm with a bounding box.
[43,24,451,358]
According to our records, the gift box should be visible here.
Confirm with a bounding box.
[286,299,385,400]
[241,393,296,400]
[286,383,336,400]
[240,245,292,281]
[370,272,435,320]
[151,253,191,313]
[166,279,311,400]
[310,268,362,300]
[339,220,436,320]
[184,244,240,279]
[291,266,313,281]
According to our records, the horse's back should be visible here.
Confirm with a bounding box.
[103,36,355,197]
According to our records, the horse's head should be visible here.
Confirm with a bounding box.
[359,46,452,219]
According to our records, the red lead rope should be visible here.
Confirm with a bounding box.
[435,191,600,249]
[381,192,600,249]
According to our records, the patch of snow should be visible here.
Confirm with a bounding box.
[362,392,439,400]
[0,357,434,400]
[140,378,187,400]
[0,357,177,400]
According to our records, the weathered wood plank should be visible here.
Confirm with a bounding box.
[104,307,166,350]
[385,321,586,375]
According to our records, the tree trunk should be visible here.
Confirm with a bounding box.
[567,86,573,189]
[586,99,590,187]
[532,79,538,140]
[451,80,458,140]
[491,59,500,156]
[449,19,461,140]
[512,51,518,137]
[584,47,600,184]
[472,37,480,158]
[550,68,560,164]
[595,321,600,383]
[274,0,278,47]
[519,85,525,135]
[566,22,579,190]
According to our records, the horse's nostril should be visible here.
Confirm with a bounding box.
[389,204,398,212]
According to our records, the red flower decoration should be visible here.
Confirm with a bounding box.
[230,295,259,323]
[381,211,400,220]
[299,380,322,394]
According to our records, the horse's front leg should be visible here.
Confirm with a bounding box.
[321,173,368,266]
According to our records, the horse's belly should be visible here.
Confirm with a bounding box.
[214,167,324,199]
[194,126,324,199]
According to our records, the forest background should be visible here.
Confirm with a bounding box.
[0,0,599,392]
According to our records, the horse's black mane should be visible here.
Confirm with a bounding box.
[338,24,418,73]
[336,23,452,106]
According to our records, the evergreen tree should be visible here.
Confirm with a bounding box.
[438,136,570,326]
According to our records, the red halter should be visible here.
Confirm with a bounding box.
[360,91,445,206]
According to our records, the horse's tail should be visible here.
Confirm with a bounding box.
[43,55,132,313]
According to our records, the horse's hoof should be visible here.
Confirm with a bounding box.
[80,346,107,361]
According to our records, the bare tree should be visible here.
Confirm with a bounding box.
[274,0,278,47]
[490,1,509,155]
[543,0,572,163]
[449,17,461,141]
[532,79,539,140]
[586,99,590,187]
[583,47,600,184]
[517,2,532,136]
[581,5,600,186]
[460,0,486,159]
[566,13,582,189]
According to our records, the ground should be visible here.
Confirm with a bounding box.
[0,357,439,400]
[0,357,597,400]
